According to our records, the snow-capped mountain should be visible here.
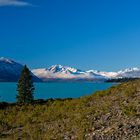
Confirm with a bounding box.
[0,57,40,82]
[86,70,118,79]
[116,68,140,78]
[32,65,107,82]
[32,65,140,82]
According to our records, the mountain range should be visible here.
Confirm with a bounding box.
[0,57,140,82]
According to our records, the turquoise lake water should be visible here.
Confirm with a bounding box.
[0,82,113,102]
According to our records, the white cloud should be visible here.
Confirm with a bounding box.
[0,0,31,7]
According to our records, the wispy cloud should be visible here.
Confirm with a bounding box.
[0,0,31,7]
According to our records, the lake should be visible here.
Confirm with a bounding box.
[0,82,113,102]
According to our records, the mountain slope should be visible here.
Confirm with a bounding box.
[0,57,41,82]
[0,57,23,82]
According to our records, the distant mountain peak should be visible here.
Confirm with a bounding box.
[0,57,14,64]
[48,65,64,72]
[47,64,80,74]
[119,67,140,73]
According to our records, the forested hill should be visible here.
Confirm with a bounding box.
[0,80,140,139]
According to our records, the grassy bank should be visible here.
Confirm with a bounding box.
[0,80,140,139]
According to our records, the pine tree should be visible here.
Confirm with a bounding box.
[16,65,35,103]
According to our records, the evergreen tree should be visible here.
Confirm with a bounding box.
[16,65,35,103]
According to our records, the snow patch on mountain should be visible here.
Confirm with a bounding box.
[0,57,14,64]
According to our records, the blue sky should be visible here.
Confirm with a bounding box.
[0,0,140,71]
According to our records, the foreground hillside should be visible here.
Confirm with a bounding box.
[0,80,140,140]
